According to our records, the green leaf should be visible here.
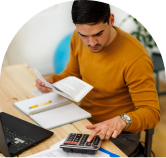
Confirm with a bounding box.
[141,35,146,45]
[147,34,153,42]
[154,42,157,46]
[138,25,142,32]
[144,27,147,33]
[147,44,153,48]
[133,18,139,24]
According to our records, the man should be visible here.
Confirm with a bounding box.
[36,0,160,156]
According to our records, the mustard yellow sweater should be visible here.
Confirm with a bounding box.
[50,26,160,133]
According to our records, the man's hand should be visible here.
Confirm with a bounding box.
[35,77,53,93]
[86,116,127,142]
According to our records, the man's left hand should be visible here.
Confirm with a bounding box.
[86,116,127,142]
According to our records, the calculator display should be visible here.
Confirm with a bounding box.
[60,133,103,155]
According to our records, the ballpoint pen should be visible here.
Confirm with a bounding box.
[29,100,52,109]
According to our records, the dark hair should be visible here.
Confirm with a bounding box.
[71,0,110,25]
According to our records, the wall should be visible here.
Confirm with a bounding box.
[4,1,75,75]
[3,1,165,82]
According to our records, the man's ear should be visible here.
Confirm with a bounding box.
[109,14,115,27]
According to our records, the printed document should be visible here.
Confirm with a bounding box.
[28,138,110,157]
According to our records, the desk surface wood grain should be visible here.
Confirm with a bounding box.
[0,64,127,157]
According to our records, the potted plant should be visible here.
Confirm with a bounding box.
[120,15,157,55]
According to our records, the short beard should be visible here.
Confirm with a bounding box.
[88,29,110,53]
[88,31,111,53]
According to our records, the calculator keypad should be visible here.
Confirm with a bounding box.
[64,133,101,148]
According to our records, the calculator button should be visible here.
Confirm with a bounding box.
[81,136,88,140]
[90,137,95,143]
[67,138,73,141]
[76,134,82,137]
[69,134,76,138]
[85,142,91,146]
[74,137,80,140]
[66,141,71,144]
[73,141,78,144]
[93,136,100,145]
[83,135,89,138]
[74,137,81,142]
[69,135,75,138]
[79,143,85,146]
[70,133,76,136]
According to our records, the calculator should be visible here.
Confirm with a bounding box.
[60,133,103,155]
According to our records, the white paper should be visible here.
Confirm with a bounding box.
[33,68,93,102]
[28,138,109,157]
[33,90,43,95]
[33,68,75,101]
[30,103,91,129]
[53,76,93,102]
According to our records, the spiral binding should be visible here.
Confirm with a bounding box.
[29,101,71,115]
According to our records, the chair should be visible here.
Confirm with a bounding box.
[152,52,166,96]
[129,128,154,157]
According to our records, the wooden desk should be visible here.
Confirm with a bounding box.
[0,64,127,157]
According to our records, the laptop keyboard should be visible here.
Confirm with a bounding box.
[3,126,36,151]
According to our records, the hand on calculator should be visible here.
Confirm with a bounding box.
[60,133,103,154]
[86,115,127,142]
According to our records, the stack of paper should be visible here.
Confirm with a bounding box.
[28,138,115,157]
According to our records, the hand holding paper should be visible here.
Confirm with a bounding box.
[35,74,53,93]
[34,68,93,102]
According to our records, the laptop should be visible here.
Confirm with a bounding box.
[0,112,54,157]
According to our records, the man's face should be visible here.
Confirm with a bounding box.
[76,21,111,53]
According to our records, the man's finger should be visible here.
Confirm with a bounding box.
[99,124,109,139]
[39,81,45,86]
[105,128,114,140]
[86,123,99,129]
[111,130,119,138]
[87,126,101,142]
[36,78,45,86]
[36,84,52,93]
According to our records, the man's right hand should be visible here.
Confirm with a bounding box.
[35,77,53,93]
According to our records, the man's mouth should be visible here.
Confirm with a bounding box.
[90,46,99,50]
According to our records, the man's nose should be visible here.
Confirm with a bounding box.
[88,36,97,47]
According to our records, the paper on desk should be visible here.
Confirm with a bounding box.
[33,89,43,95]
[50,138,120,158]
[28,138,110,157]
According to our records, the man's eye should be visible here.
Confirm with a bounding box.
[96,33,102,36]
[81,35,88,37]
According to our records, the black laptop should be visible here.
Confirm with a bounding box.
[0,112,53,157]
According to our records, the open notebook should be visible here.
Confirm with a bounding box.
[14,93,91,130]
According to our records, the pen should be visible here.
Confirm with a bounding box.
[29,100,52,109]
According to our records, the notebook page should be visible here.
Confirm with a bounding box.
[30,103,91,129]
[14,93,69,115]
[53,76,93,102]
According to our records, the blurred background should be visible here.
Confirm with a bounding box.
[2,1,166,156]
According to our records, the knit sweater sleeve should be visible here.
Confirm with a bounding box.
[124,54,160,133]
[50,31,82,83]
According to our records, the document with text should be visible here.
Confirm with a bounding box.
[34,68,93,102]
[28,138,110,157]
